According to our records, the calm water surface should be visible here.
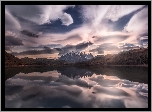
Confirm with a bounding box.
[5,66,148,108]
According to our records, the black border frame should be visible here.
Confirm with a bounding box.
[1,1,151,111]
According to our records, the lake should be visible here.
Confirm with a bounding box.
[5,66,148,108]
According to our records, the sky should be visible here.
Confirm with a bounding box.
[5,5,148,59]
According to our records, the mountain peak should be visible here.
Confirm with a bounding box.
[58,51,93,63]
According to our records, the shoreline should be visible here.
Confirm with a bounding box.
[5,64,148,68]
[102,65,148,67]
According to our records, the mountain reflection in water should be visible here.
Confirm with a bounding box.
[5,66,148,108]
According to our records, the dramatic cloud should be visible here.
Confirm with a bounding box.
[76,41,93,50]
[52,34,82,45]
[94,34,130,44]
[89,42,141,55]
[5,10,21,31]
[12,47,59,56]
[5,5,148,58]
[60,13,73,26]
[122,6,148,44]
[57,41,93,55]
[89,43,120,55]
[123,6,148,34]
[20,30,39,38]
[36,44,62,49]
[5,31,18,37]
[80,5,111,26]
[56,46,75,55]
[138,36,148,47]
[104,5,145,22]
[104,6,146,32]
[5,5,74,25]
[5,36,24,46]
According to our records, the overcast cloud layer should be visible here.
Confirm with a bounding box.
[5,5,148,58]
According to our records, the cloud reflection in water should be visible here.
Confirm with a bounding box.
[5,68,148,108]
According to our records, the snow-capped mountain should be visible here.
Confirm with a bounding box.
[58,51,94,63]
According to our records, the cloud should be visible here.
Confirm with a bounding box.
[140,39,148,44]
[92,36,97,38]
[119,43,140,50]
[20,30,39,38]
[122,46,140,50]
[5,31,18,37]
[79,5,145,31]
[138,36,148,47]
[89,48,100,53]
[42,5,147,53]
[89,43,121,54]
[80,5,110,26]
[77,5,148,48]
[123,6,148,37]
[89,47,105,54]
[103,6,146,32]
[89,42,142,54]
[37,32,43,35]
[60,13,73,26]
[5,85,23,96]
[27,27,88,48]
[57,41,93,55]
[12,47,59,56]
[5,5,75,25]
[104,5,145,22]
[18,44,62,53]
[120,6,148,45]
[52,34,82,45]
[76,41,93,50]
[37,44,62,49]
[5,5,148,59]
[5,36,24,46]
[57,45,76,55]
[93,86,130,96]
[94,33,130,44]
[5,69,148,108]
[5,10,21,31]
[140,32,148,37]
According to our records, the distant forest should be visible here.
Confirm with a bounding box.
[75,48,148,66]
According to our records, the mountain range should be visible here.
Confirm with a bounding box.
[58,51,93,63]
[5,47,148,67]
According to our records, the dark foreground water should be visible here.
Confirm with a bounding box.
[5,66,148,108]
